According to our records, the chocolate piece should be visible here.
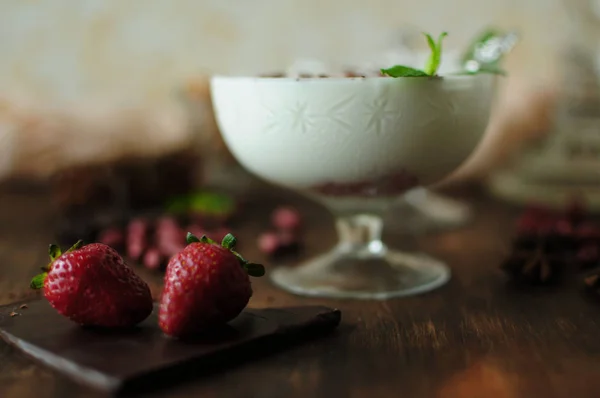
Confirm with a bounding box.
[51,149,202,229]
[0,299,341,395]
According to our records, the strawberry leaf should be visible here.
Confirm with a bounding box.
[244,263,265,278]
[30,272,47,290]
[48,244,62,261]
[188,231,265,277]
[230,249,247,264]
[229,246,265,278]
[66,240,83,253]
[380,65,428,77]
[221,233,237,250]
[186,232,201,244]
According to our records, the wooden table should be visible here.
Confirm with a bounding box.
[1,182,600,398]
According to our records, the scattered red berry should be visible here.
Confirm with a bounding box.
[504,199,600,285]
[554,218,574,237]
[277,229,298,247]
[516,204,555,237]
[155,217,186,258]
[126,218,149,261]
[271,206,302,231]
[30,241,153,328]
[576,244,600,269]
[257,229,301,257]
[159,233,264,338]
[143,247,163,270]
[575,222,600,243]
[257,231,280,255]
[98,227,125,250]
[566,195,588,225]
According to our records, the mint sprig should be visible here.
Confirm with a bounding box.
[381,31,447,78]
[424,32,447,75]
[381,30,507,78]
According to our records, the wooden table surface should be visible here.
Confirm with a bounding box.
[1,182,600,398]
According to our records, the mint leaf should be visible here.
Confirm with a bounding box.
[424,32,447,76]
[166,191,236,217]
[380,65,428,77]
[461,28,500,67]
[382,31,448,78]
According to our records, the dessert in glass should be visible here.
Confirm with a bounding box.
[210,36,498,299]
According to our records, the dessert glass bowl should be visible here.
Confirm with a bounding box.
[211,74,496,299]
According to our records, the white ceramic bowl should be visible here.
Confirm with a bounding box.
[210,75,496,195]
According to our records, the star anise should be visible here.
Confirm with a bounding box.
[584,272,600,295]
[500,245,565,285]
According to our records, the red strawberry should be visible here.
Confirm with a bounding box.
[159,232,265,337]
[30,240,153,328]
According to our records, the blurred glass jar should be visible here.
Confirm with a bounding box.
[487,0,600,211]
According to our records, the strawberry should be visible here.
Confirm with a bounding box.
[30,240,153,328]
[159,232,265,337]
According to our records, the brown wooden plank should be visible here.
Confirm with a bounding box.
[0,184,599,398]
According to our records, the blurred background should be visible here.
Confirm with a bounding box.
[0,0,562,100]
[0,0,564,178]
[0,0,597,228]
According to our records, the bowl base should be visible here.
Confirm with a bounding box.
[387,189,472,235]
[269,247,450,300]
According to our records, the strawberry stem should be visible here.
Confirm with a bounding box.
[200,235,216,244]
[185,231,266,278]
[66,240,84,253]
